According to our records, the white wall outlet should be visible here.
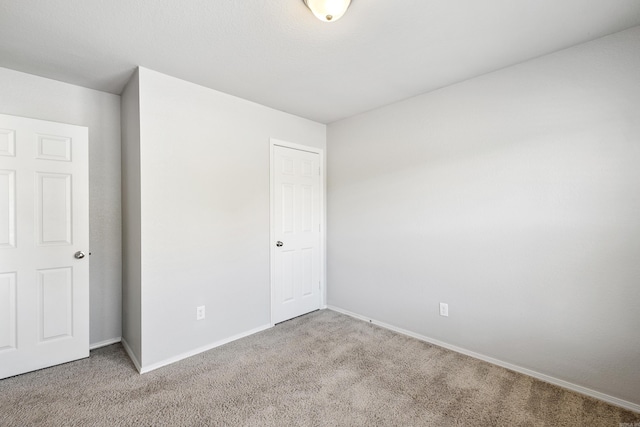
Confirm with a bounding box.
[196,305,205,320]
[439,302,449,317]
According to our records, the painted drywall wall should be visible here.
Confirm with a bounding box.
[131,67,326,368]
[327,26,640,405]
[121,70,142,365]
[0,67,122,347]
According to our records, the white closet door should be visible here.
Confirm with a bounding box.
[0,114,89,379]
[272,145,321,324]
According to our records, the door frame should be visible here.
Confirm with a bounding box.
[270,138,326,326]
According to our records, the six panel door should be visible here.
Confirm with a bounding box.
[0,114,89,379]
[272,145,321,324]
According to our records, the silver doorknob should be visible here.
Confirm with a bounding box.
[74,251,86,259]
[276,241,283,247]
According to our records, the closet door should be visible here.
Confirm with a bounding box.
[0,113,89,379]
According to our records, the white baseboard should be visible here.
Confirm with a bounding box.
[89,337,121,350]
[121,338,142,373]
[139,324,272,374]
[326,305,640,414]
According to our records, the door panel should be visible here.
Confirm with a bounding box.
[0,113,89,379]
[0,129,16,156]
[0,272,17,351]
[0,169,16,248]
[272,144,321,324]
[38,267,73,341]
[36,134,72,161]
[37,173,72,245]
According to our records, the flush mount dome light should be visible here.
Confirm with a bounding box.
[303,0,352,22]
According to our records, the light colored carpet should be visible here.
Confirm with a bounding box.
[0,310,638,426]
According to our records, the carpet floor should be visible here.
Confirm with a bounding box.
[0,310,638,426]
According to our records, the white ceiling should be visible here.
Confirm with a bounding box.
[1,1,639,123]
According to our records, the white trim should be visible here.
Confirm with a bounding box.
[270,138,322,154]
[89,337,121,350]
[138,324,272,374]
[326,305,640,414]
[269,138,326,326]
[121,338,142,373]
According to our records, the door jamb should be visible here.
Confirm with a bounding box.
[269,138,326,326]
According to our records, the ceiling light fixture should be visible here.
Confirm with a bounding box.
[303,0,352,22]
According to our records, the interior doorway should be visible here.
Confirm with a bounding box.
[270,139,324,324]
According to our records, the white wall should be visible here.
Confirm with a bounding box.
[121,70,142,364]
[327,27,640,406]
[131,67,326,368]
[0,67,122,347]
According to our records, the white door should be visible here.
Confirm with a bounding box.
[0,114,89,379]
[272,144,321,324]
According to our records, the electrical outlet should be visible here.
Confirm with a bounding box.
[439,303,449,317]
[196,305,205,320]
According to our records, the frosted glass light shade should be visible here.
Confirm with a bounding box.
[303,0,352,22]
